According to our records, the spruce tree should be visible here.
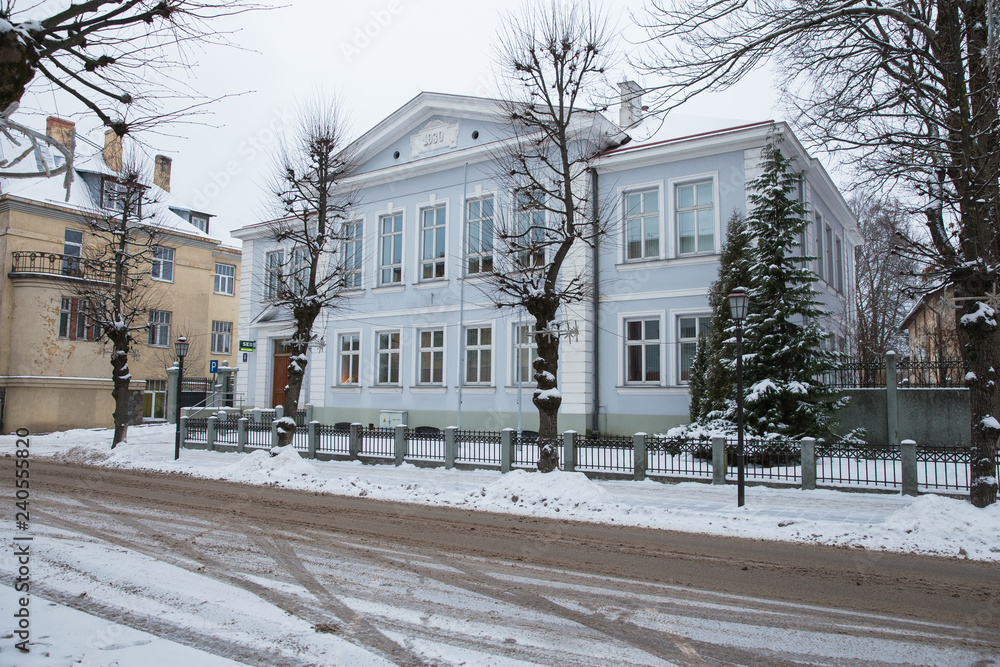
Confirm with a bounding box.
[737,137,842,439]
[688,210,752,423]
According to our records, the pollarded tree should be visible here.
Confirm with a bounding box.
[637,0,999,505]
[688,210,752,424]
[482,0,619,472]
[76,158,162,447]
[265,99,357,447]
[739,137,842,439]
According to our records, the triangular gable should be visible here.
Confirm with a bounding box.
[349,92,512,176]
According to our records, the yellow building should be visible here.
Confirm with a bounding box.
[0,117,240,433]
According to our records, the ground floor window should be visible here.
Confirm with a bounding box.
[626,318,661,384]
[143,379,167,419]
[465,326,492,384]
[678,315,712,384]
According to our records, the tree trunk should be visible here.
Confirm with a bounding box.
[0,36,35,111]
[956,277,1000,508]
[531,313,561,473]
[110,347,130,448]
[277,313,318,447]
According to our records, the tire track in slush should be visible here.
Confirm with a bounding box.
[32,499,429,666]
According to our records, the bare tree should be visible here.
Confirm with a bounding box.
[482,1,618,472]
[265,99,357,447]
[75,158,161,447]
[850,194,918,363]
[0,1,261,137]
[638,0,1000,506]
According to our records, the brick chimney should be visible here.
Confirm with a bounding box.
[154,155,172,192]
[103,129,122,172]
[46,117,76,155]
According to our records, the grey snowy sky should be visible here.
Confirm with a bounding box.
[19,0,782,244]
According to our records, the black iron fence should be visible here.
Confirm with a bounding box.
[820,357,967,389]
[180,416,995,495]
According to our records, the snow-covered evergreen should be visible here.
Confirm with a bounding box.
[737,136,843,438]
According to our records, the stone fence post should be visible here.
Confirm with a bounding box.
[633,432,647,481]
[712,436,726,485]
[562,431,577,472]
[800,437,816,490]
[270,419,279,448]
[445,427,458,469]
[901,439,918,496]
[500,428,514,473]
[206,416,217,452]
[237,417,248,454]
[308,421,319,459]
[179,416,188,447]
[349,423,361,459]
[394,424,407,466]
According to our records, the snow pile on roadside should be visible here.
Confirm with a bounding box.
[472,469,609,511]
[871,494,1000,559]
[220,447,317,485]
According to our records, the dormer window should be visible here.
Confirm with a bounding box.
[101,176,142,215]
[190,213,209,233]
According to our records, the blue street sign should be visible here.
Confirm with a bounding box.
[210,359,219,374]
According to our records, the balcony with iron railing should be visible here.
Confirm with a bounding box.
[9,251,115,283]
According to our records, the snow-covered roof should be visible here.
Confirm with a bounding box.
[0,125,225,246]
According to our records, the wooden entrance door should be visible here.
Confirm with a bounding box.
[272,342,292,408]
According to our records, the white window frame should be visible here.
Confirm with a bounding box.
[291,245,309,296]
[416,327,446,385]
[58,297,72,339]
[419,204,447,281]
[190,213,209,233]
[338,332,361,386]
[147,310,171,347]
[835,235,844,293]
[814,213,824,281]
[463,324,494,385]
[265,249,284,301]
[214,262,236,295]
[515,191,547,269]
[676,313,712,385]
[151,246,174,283]
[375,329,401,386]
[825,223,834,285]
[624,316,664,385]
[465,195,495,276]
[511,321,539,386]
[378,212,404,286]
[671,175,719,256]
[101,177,128,211]
[622,186,661,261]
[342,219,364,290]
[211,320,232,355]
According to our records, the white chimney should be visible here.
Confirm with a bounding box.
[619,81,643,129]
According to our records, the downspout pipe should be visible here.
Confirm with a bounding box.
[590,167,600,434]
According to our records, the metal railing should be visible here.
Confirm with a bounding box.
[177,418,997,496]
[406,428,446,461]
[360,427,394,458]
[819,357,967,389]
[646,435,714,478]
[457,430,502,465]
[10,250,115,282]
[577,434,633,474]
[318,423,350,455]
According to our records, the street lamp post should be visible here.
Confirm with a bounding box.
[173,336,189,461]
[727,287,749,507]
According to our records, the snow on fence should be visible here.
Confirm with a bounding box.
[179,416,995,496]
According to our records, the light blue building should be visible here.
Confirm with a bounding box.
[232,91,859,434]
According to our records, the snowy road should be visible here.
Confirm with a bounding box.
[6,459,999,666]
